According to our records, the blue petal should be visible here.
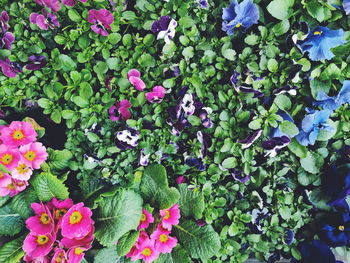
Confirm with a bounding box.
[301,112,316,132]
[314,91,339,111]
[339,80,350,105]
[234,0,259,28]
[344,0,350,15]
[314,109,331,124]
[308,129,319,145]
[296,130,311,146]
[222,0,238,21]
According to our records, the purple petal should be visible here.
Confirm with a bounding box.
[238,129,262,149]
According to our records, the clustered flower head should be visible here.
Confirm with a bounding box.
[0,121,47,197]
[126,204,181,263]
[23,198,94,263]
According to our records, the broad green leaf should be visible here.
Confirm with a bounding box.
[300,152,324,174]
[94,247,130,263]
[221,157,237,169]
[32,173,69,201]
[95,189,143,246]
[178,185,205,220]
[79,82,93,101]
[272,20,290,36]
[116,231,139,256]
[173,220,221,260]
[46,149,73,172]
[172,246,192,263]
[0,206,23,236]
[59,54,76,72]
[0,236,25,263]
[140,164,180,209]
[288,138,308,158]
[154,253,173,263]
[274,94,291,110]
[9,189,37,218]
[267,0,294,20]
[68,9,82,22]
[280,121,299,137]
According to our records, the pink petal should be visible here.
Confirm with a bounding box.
[129,76,145,91]
[127,69,141,79]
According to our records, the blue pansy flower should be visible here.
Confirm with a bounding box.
[344,0,350,15]
[314,80,350,111]
[293,240,342,263]
[222,0,259,35]
[296,110,334,146]
[298,26,345,61]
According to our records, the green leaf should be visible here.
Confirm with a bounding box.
[300,152,324,174]
[182,47,194,59]
[138,53,155,67]
[61,110,75,120]
[267,0,294,20]
[155,253,173,263]
[0,236,25,263]
[32,173,69,202]
[274,94,291,110]
[272,20,290,36]
[68,9,82,22]
[94,61,108,75]
[280,121,299,137]
[267,58,278,72]
[172,246,192,263]
[116,231,139,256]
[37,98,51,109]
[173,220,221,260]
[179,17,195,28]
[0,206,23,236]
[94,189,143,246]
[73,96,89,107]
[222,49,236,61]
[310,79,330,99]
[221,157,237,169]
[306,1,325,22]
[46,149,73,172]
[178,185,205,220]
[288,138,308,158]
[9,189,37,218]
[94,247,129,263]
[79,82,93,101]
[140,164,180,209]
[106,58,119,70]
[50,109,61,124]
[59,54,76,72]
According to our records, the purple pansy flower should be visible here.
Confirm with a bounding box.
[185,157,206,171]
[88,9,114,36]
[35,0,61,12]
[108,100,131,121]
[230,71,264,98]
[30,10,60,30]
[139,149,150,166]
[25,55,47,71]
[151,16,177,44]
[0,11,9,31]
[115,128,140,150]
[231,169,251,183]
[0,31,14,50]
[0,58,22,78]
[146,86,165,103]
[61,0,87,7]
[262,136,291,157]
[164,65,180,79]
[273,85,299,96]
[238,129,262,149]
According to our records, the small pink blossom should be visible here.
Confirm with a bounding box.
[67,247,88,263]
[23,254,49,263]
[49,197,74,227]
[146,86,165,103]
[126,231,149,260]
[61,0,87,6]
[136,239,159,263]
[138,208,154,230]
[29,11,60,30]
[11,162,33,181]
[176,176,185,184]
[35,0,61,12]
[151,227,177,253]
[109,100,132,121]
[26,203,54,235]
[0,145,20,171]
[19,142,48,169]
[51,248,67,263]
[61,203,94,239]
[61,226,94,248]
[23,232,55,258]
[88,9,114,36]
[159,204,181,230]
[0,121,37,148]
[0,174,28,197]
[127,69,146,91]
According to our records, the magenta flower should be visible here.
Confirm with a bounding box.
[62,0,87,6]
[151,226,178,253]
[61,226,94,248]
[30,10,60,30]
[128,69,146,91]
[136,239,159,263]
[67,247,89,263]
[0,145,20,171]
[146,86,165,103]
[159,204,181,230]
[109,100,131,121]
[23,232,55,258]
[0,31,15,50]
[87,9,114,36]
[0,58,22,78]
[138,209,154,230]
[51,249,67,263]
[25,55,47,71]
[0,11,9,31]
[176,176,185,184]
[126,231,149,261]
[61,203,94,239]
[0,121,37,148]
[19,142,48,169]
[50,197,74,227]
[26,203,54,235]
[35,0,60,12]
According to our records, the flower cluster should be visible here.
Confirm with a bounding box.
[126,204,180,263]
[0,121,47,197]
[23,198,94,263]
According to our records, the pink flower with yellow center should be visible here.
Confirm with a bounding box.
[19,142,48,169]
[138,208,154,230]
[26,202,54,235]
[0,145,20,171]
[61,203,94,239]
[0,121,37,148]
[23,232,55,258]
[11,162,33,181]
[150,226,178,253]
[23,254,49,263]
[61,226,94,248]
[159,204,181,230]
[136,239,160,263]
[126,231,149,261]
[67,247,88,263]
[51,248,67,263]
[0,174,27,197]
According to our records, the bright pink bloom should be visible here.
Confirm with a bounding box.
[35,0,60,12]
[61,203,94,239]
[138,209,154,230]
[126,231,149,261]
[151,227,178,253]
[176,176,185,184]
[127,69,141,79]
[67,247,88,263]
[29,11,60,30]
[0,145,20,171]
[49,197,74,227]
[19,142,48,169]
[136,239,159,263]
[109,100,132,121]
[0,121,37,148]
[127,69,146,91]
[145,86,165,103]
[51,248,67,263]
[88,9,114,36]
[23,232,55,258]
[26,203,54,235]
[0,174,27,197]
[159,204,181,230]
[11,162,33,181]
[61,226,94,248]
[61,0,87,6]
[24,254,49,263]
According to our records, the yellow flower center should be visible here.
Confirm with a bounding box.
[140,213,147,222]
[40,213,51,224]
[69,211,83,224]
[164,210,170,220]
[159,234,169,243]
[1,154,13,165]
[37,235,49,245]
[24,151,36,161]
[0,172,4,179]
[313,31,322,35]
[235,23,241,28]
[16,163,29,174]
[141,248,152,256]
[12,129,24,140]
[55,209,67,220]
[74,247,85,255]
[16,181,25,187]
[339,225,345,231]
[55,252,64,262]
[7,183,15,190]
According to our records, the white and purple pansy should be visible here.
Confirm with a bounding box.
[273,85,299,96]
[151,16,177,44]
[230,71,264,98]
[25,55,47,71]
[139,149,151,166]
[238,129,262,149]
[115,128,140,150]
[262,136,291,158]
